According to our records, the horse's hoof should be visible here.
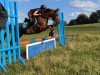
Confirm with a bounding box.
[49,32,54,37]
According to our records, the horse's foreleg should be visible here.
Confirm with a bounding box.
[48,25,54,32]
[48,25,54,37]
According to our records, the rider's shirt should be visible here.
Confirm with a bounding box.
[28,8,42,17]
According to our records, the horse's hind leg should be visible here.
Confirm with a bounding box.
[27,27,36,34]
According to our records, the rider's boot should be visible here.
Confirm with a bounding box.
[30,19,35,26]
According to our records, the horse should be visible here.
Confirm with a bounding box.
[3,8,60,45]
[19,8,60,37]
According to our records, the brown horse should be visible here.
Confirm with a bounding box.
[20,8,60,37]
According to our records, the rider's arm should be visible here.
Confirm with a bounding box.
[33,10,40,16]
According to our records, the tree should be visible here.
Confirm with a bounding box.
[96,10,100,22]
[64,21,68,26]
[76,14,90,24]
[89,12,99,23]
[68,19,77,26]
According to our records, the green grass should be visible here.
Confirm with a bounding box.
[0,23,100,75]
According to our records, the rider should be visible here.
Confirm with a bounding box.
[28,5,47,26]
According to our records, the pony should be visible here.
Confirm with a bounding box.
[19,8,60,37]
[3,8,60,44]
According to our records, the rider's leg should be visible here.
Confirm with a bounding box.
[33,16,38,26]
[34,18,37,25]
[31,18,35,25]
[28,12,32,22]
[28,11,35,25]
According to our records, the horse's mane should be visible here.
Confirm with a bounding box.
[45,8,54,13]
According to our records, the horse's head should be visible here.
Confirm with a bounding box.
[43,8,60,25]
[52,8,60,24]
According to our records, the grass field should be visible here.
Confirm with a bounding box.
[0,23,100,75]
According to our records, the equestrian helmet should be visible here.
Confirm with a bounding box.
[40,5,46,10]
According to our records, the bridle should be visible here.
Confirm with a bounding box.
[52,11,59,24]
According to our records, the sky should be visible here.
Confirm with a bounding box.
[9,0,100,23]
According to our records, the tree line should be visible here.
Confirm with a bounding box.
[67,10,100,26]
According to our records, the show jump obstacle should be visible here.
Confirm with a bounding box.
[20,12,67,46]
[26,38,56,59]
[58,12,67,46]
[21,12,67,59]
[0,0,26,73]
[0,0,67,73]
